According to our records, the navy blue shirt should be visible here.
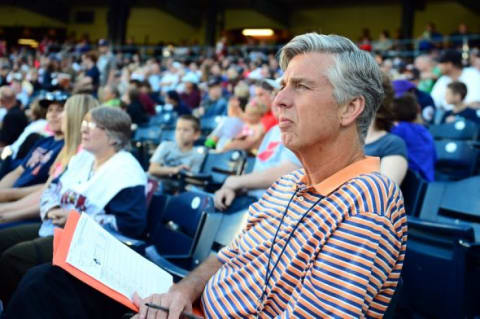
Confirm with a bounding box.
[105,185,147,238]
[442,107,480,125]
[0,106,28,145]
[14,136,64,187]
[175,101,192,116]
[364,133,408,159]
[415,89,436,124]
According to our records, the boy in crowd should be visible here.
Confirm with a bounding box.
[443,81,480,124]
[147,115,204,193]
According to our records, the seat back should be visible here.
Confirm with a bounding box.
[159,129,176,143]
[133,126,162,144]
[204,150,246,183]
[466,242,480,317]
[400,169,427,216]
[149,111,178,129]
[200,115,224,135]
[145,178,159,209]
[401,217,474,318]
[429,119,479,140]
[150,192,215,258]
[419,176,480,237]
[242,155,256,175]
[434,140,479,180]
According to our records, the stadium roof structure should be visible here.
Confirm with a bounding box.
[2,0,479,27]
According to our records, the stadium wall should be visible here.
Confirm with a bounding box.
[0,1,478,45]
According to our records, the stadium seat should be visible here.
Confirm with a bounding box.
[132,125,162,144]
[106,191,169,252]
[144,191,222,279]
[400,169,428,216]
[200,115,225,135]
[148,111,178,128]
[429,119,480,141]
[180,149,247,192]
[434,140,479,180]
[419,175,480,239]
[159,128,175,142]
[400,217,474,319]
[242,155,256,174]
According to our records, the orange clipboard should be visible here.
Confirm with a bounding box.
[52,211,205,317]
[52,210,139,311]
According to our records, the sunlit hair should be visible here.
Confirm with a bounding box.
[52,94,100,173]
[90,106,132,151]
[278,32,384,143]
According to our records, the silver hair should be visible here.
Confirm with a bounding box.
[90,106,131,151]
[278,33,384,143]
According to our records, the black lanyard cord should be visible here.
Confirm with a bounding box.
[258,190,323,314]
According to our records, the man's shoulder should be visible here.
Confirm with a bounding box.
[340,172,405,219]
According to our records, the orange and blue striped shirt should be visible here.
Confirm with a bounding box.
[202,157,407,318]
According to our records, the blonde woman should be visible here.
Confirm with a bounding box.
[0,94,99,224]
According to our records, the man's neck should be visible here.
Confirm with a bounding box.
[296,131,365,186]
[449,68,463,81]
[178,143,194,152]
[453,102,467,113]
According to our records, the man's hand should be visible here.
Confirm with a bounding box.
[170,165,189,175]
[214,176,243,210]
[132,285,193,319]
[47,208,70,226]
[214,187,236,211]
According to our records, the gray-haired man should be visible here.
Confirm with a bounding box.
[4,33,407,319]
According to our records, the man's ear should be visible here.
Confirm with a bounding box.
[339,96,365,127]
[194,130,201,141]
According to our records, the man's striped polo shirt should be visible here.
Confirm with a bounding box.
[202,157,407,318]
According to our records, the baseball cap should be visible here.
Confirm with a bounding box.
[207,76,222,87]
[437,50,462,66]
[392,80,416,98]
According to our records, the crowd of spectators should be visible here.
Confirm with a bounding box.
[0,20,478,315]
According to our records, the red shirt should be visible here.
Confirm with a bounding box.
[261,110,278,133]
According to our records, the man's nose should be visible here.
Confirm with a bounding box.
[273,88,292,110]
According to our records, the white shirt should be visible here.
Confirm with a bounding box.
[431,67,480,110]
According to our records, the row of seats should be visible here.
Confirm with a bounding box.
[429,120,480,181]
[400,172,480,318]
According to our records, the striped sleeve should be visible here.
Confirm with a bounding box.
[281,212,402,319]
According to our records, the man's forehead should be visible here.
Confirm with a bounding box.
[282,52,334,81]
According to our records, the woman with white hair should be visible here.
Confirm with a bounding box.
[0,106,147,304]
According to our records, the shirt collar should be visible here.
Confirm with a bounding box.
[298,156,380,196]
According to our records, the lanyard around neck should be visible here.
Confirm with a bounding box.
[257,188,323,316]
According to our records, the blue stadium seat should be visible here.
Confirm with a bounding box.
[180,149,247,192]
[434,140,479,180]
[200,115,225,135]
[159,129,175,142]
[419,175,480,238]
[242,155,256,174]
[132,125,162,144]
[148,111,178,129]
[429,119,480,141]
[400,217,474,319]
[144,191,222,279]
[400,169,428,216]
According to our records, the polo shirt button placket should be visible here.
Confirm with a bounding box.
[297,195,304,202]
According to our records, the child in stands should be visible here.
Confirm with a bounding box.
[148,115,204,193]
[221,97,267,153]
[443,81,480,124]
